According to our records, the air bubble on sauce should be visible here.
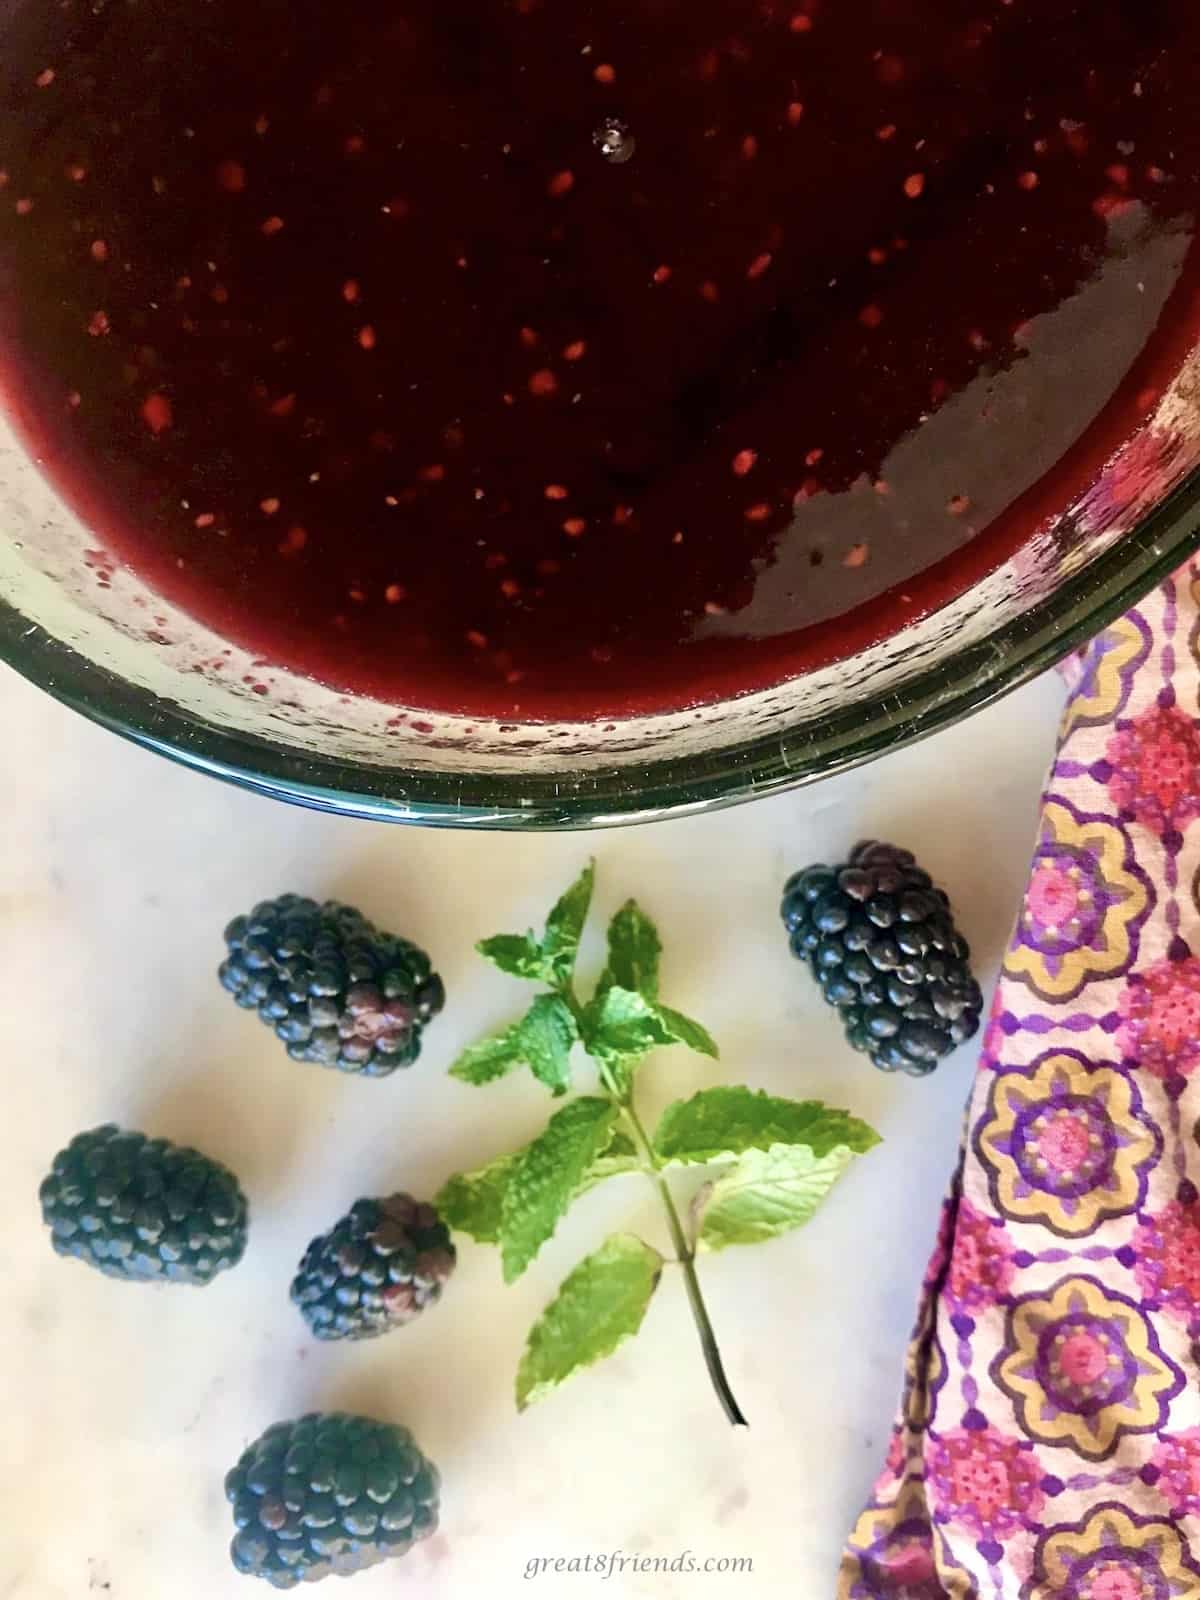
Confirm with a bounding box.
[593,119,635,164]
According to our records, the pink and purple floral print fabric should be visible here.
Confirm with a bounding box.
[840,562,1200,1600]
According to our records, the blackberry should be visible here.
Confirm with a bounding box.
[219,895,444,1077]
[226,1412,440,1588]
[291,1194,456,1341]
[39,1124,248,1284]
[780,840,983,1076]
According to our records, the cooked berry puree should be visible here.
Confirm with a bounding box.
[0,0,1198,717]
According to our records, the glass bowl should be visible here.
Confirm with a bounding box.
[3,342,1200,829]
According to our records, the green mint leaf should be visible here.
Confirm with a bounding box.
[539,860,595,986]
[516,1234,663,1410]
[476,932,552,983]
[581,986,667,1097]
[478,864,594,989]
[435,1153,520,1244]
[696,1143,867,1251]
[449,1022,528,1086]
[451,997,578,1093]
[652,1004,719,1060]
[576,1129,640,1196]
[582,985,704,1062]
[583,984,663,1058]
[437,1125,636,1242]
[516,993,579,1097]
[500,1097,617,1282]
[653,1087,880,1167]
[583,986,719,1096]
[597,901,662,1001]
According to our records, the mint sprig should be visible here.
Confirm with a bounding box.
[438,864,880,1425]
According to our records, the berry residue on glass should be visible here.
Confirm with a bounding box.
[0,0,1197,717]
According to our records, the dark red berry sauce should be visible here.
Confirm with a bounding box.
[0,0,1198,717]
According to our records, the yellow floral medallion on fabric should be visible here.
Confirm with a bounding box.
[975,1051,1161,1237]
[1026,1502,1200,1600]
[1003,801,1151,1003]
[994,1276,1182,1461]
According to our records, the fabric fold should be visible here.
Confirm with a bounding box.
[839,562,1200,1600]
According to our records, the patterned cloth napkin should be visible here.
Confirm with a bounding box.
[839,561,1200,1600]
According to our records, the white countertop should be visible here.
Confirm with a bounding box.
[1,663,1066,1600]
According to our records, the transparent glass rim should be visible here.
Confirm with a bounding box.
[3,466,1200,828]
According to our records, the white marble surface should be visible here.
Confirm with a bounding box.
[1,663,1068,1600]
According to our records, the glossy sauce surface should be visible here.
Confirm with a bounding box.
[0,0,1197,715]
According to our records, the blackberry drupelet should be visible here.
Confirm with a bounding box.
[226,1413,440,1588]
[39,1124,248,1284]
[219,895,444,1077]
[780,840,983,1076]
[291,1194,456,1341]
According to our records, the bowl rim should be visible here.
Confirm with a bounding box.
[3,468,1200,827]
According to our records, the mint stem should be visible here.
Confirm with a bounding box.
[564,978,747,1427]
[623,1101,749,1428]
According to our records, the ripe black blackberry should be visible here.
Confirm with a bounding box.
[291,1194,456,1341]
[226,1413,439,1588]
[219,895,444,1077]
[39,1124,248,1284]
[780,841,983,1076]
